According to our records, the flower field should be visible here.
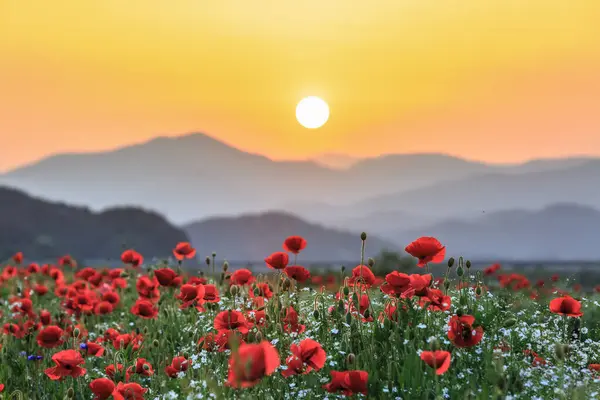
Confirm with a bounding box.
[1,235,600,399]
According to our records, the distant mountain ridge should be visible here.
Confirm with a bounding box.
[2,132,600,230]
[0,186,189,262]
[183,211,395,263]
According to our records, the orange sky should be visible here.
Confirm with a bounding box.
[1,0,599,172]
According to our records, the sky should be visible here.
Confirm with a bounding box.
[1,0,599,172]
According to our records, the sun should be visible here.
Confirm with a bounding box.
[296,96,329,129]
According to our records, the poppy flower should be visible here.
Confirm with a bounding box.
[448,315,484,348]
[39,310,52,325]
[214,310,250,334]
[249,282,273,299]
[265,252,289,270]
[419,288,451,312]
[230,269,255,286]
[420,350,451,375]
[154,268,179,287]
[90,378,115,400]
[202,284,220,303]
[105,363,124,379]
[484,263,501,276]
[227,341,280,388]
[281,339,326,377]
[176,284,205,310]
[284,266,311,283]
[165,356,191,378]
[121,250,143,267]
[549,296,583,317]
[282,306,305,334]
[173,242,196,261]
[380,271,413,298]
[95,301,115,315]
[114,382,147,400]
[128,358,154,377]
[323,370,368,396]
[83,341,105,357]
[12,252,23,264]
[405,237,446,267]
[36,325,65,348]
[130,299,159,319]
[283,236,307,255]
[348,265,376,288]
[44,349,86,380]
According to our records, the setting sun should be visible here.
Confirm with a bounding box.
[296,96,330,129]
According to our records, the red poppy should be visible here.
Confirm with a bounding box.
[202,284,220,303]
[39,310,52,325]
[549,296,583,317]
[214,310,250,334]
[114,382,147,400]
[419,288,451,312]
[282,306,305,334]
[420,350,451,375]
[283,236,307,255]
[36,325,65,348]
[249,282,273,299]
[44,349,86,380]
[165,356,191,378]
[136,276,160,301]
[128,358,154,377]
[348,265,376,288]
[102,291,121,305]
[230,269,255,286]
[448,315,484,348]
[405,237,446,267]
[380,271,413,298]
[281,339,326,377]
[130,299,159,319]
[173,242,196,261]
[154,268,179,287]
[484,263,501,275]
[95,301,114,315]
[90,378,115,400]
[323,370,368,396]
[84,341,105,357]
[121,250,143,267]
[265,252,289,270]
[12,252,23,264]
[176,284,205,310]
[227,341,280,388]
[284,266,311,283]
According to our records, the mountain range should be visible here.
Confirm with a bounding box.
[1,132,599,260]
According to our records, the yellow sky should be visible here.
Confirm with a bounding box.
[1,0,599,171]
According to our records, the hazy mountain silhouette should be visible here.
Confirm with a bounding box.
[391,203,600,260]
[0,186,189,262]
[1,132,599,225]
[183,211,395,263]
[311,153,362,169]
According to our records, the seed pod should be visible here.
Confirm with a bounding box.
[212,252,216,258]
[360,232,367,241]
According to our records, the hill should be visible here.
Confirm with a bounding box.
[183,211,396,263]
[391,203,600,260]
[0,186,189,262]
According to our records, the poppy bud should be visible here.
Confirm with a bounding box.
[143,326,149,335]
[346,353,356,365]
[341,265,346,273]
[66,388,75,398]
[230,285,239,296]
[368,258,375,267]
[253,288,260,297]
[183,352,190,359]
[555,344,570,361]
[73,328,80,338]
[444,280,451,290]
[345,312,352,324]
[465,260,471,269]
[152,339,160,348]
[503,318,517,328]
[205,257,211,265]
[430,338,441,351]
[456,309,464,317]
[456,266,464,277]
[313,309,320,319]
[475,286,483,296]
[337,300,344,312]
[120,271,129,278]
[143,363,150,371]
[255,331,263,342]
[222,261,229,272]
[352,293,359,305]
[364,309,370,319]
[343,287,350,296]
[283,279,291,290]
[447,257,455,268]
[360,232,367,241]
[200,271,204,277]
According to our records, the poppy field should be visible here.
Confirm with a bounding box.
[1,235,600,400]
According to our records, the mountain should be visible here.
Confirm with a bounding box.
[392,203,600,260]
[311,153,362,169]
[0,133,501,224]
[183,211,396,263]
[0,186,189,262]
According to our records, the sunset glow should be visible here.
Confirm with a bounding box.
[1,0,599,171]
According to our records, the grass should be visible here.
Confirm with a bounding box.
[1,237,600,400]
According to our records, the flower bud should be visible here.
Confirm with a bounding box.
[205,256,211,265]
[363,309,370,319]
[73,328,80,338]
[447,257,455,268]
[255,331,263,342]
[212,252,216,258]
[345,312,352,324]
[360,232,367,241]
[152,339,160,348]
[352,293,359,305]
[66,388,75,399]
[143,363,150,371]
[475,286,483,296]
[465,260,472,269]
[222,262,229,272]
[429,338,441,351]
[313,309,320,319]
[456,266,464,277]
[346,353,356,365]
[341,265,346,273]
[456,309,464,317]
[555,344,570,361]
[343,287,350,296]
[444,280,451,290]
[230,285,239,296]
[283,279,292,290]
[368,258,375,267]
[503,318,517,328]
